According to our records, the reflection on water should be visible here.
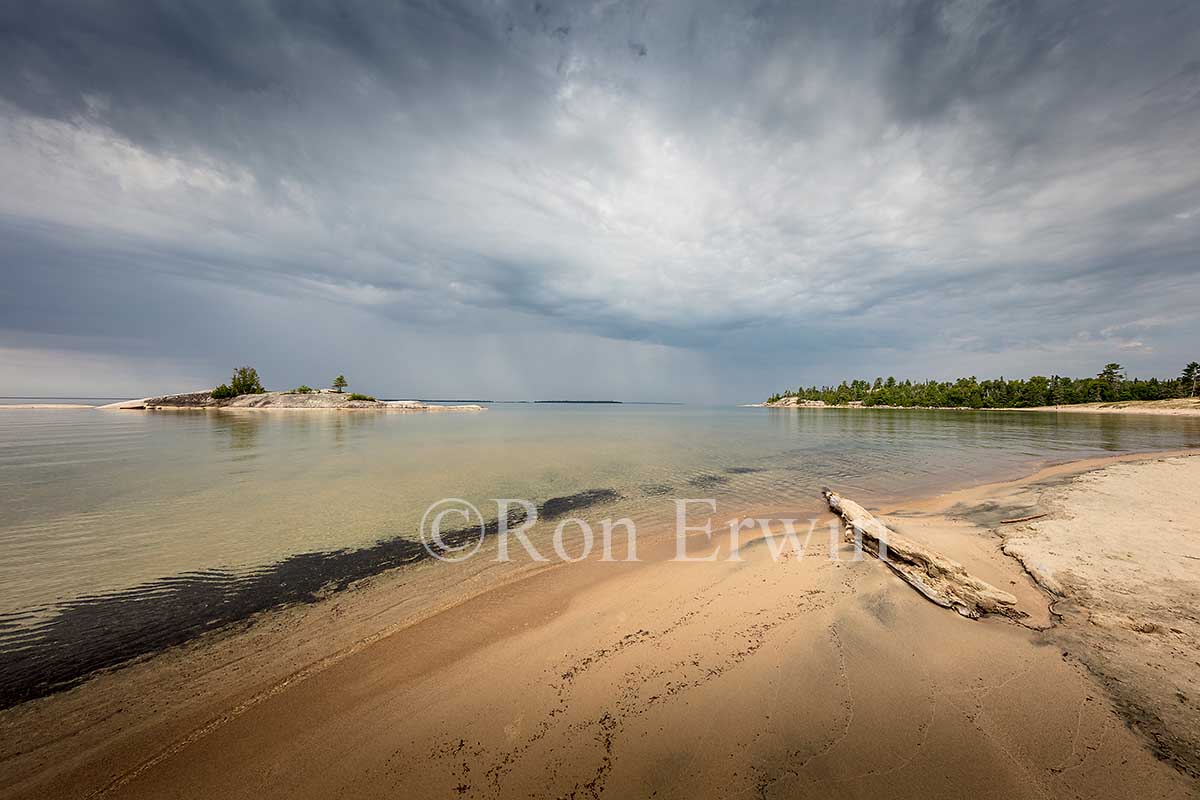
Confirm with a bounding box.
[211,412,262,453]
[0,403,1197,706]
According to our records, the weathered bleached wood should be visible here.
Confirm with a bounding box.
[823,488,1022,619]
[1000,513,1047,524]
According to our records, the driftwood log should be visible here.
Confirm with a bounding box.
[1000,513,1047,524]
[823,488,1022,619]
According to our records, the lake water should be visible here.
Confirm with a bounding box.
[1,402,1198,707]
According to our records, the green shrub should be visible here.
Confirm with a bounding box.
[348,393,376,401]
[230,366,265,395]
[211,384,236,399]
[292,385,314,394]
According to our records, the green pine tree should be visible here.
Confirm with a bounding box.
[1183,362,1200,397]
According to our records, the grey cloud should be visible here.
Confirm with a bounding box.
[1,1,1199,400]
[879,0,1069,121]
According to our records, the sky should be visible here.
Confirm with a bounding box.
[1,0,1199,402]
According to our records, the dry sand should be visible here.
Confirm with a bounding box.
[982,456,1200,777]
[1018,398,1200,416]
[1,454,1198,799]
[757,397,1200,416]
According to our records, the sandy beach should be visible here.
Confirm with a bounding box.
[757,398,1200,416]
[0,404,97,410]
[1016,398,1200,416]
[6,6,1198,797]
[1,453,1198,799]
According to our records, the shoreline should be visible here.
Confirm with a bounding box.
[2,450,1198,798]
[752,397,1200,416]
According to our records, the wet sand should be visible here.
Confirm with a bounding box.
[1,453,1197,798]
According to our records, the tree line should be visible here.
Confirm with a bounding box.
[211,367,360,399]
[767,362,1200,409]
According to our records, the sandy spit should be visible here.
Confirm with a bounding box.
[1015,398,1200,416]
[1,453,1198,799]
[755,398,1200,416]
[0,404,97,410]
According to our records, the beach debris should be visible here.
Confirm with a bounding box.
[1000,513,1048,524]
[823,488,1022,619]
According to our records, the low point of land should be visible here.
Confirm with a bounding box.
[756,396,1200,416]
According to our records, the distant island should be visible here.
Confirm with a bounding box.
[102,391,484,413]
[414,399,495,405]
[761,362,1200,412]
[99,367,485,413]
[534,400,623,404]
[495,400,683,405]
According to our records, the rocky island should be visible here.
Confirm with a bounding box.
[95,367,484,412]
[99,390,484,412]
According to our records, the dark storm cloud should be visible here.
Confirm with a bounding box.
[1,1,1199,399]
[0,1,563,242]
[879,0,1066,120]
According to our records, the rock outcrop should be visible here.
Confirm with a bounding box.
[99,391,484,412]
[756,397,827,408]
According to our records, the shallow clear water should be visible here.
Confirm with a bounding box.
[1,402,1198,705]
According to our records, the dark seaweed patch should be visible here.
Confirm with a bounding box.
[687,474,730,489]
[0,488,619,709]
[724,466,764,475]
[539,488,621,520]
[639,484,674,496]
